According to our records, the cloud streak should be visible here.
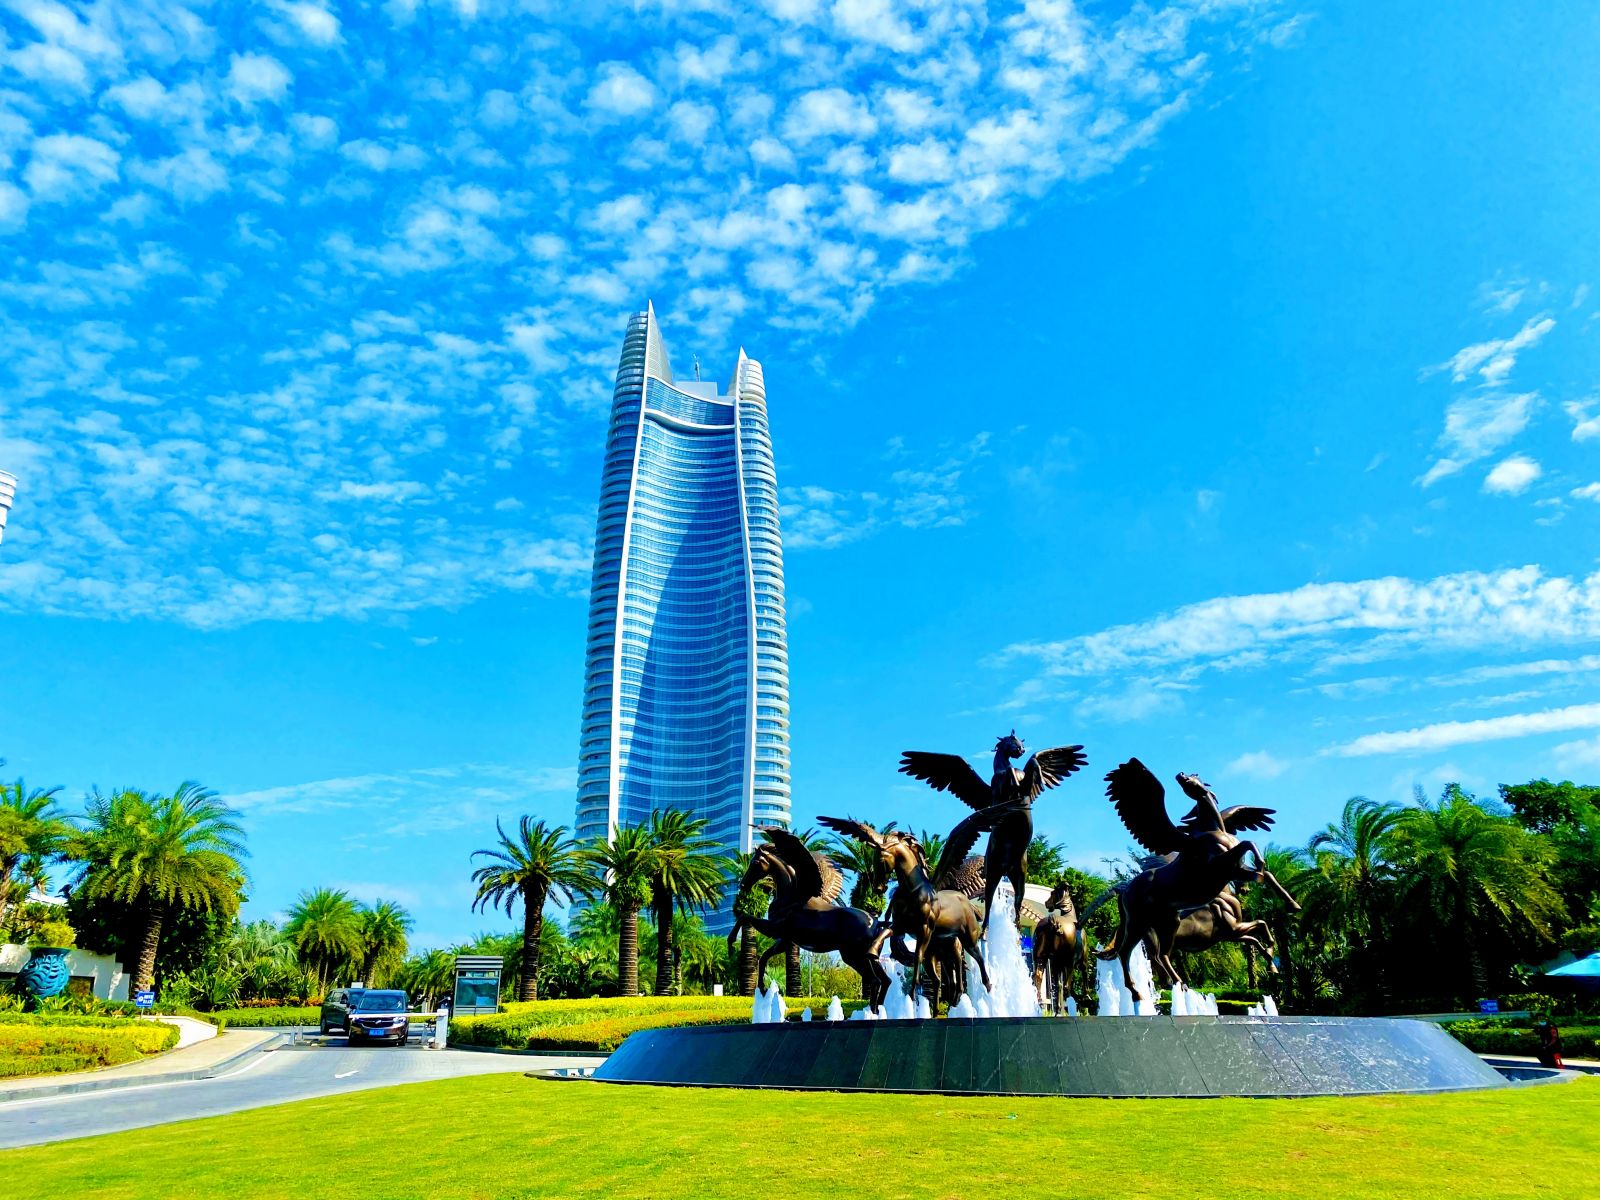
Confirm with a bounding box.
[1329,702,1600,758]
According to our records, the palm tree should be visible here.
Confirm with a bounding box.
[582,824,656,996]
[395,948,456,1009]
[0,778,67,929]
[284,888,363,989]
[647,811,733,995]
[826,834,888,916]
[470,817,589,1002]
[730,851,770,996]
[357,900,413,988]
[1299,796,1403,1006]
[1388,785,1566,997]
[70,783,247,993]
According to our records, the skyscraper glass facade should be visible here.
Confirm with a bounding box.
[575,305,790,931]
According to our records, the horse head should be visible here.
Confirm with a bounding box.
[1046,879,1074,915]
[995,730,1025,762]
[877,829,926,881]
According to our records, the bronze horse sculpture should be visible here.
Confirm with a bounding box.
[819,808,999,1011]
[1031,879,1089,1013]
[726,828,893,1012]
[1099,758,1300,1002]
[900,732,1086,932]
[1093,880,1277,991]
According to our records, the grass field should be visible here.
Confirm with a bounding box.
[2,1073,1595,1199]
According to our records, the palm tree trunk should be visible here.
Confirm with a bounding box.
[135,903,165,993]
[737,926,758,996]
[519,885,544,1003]
[785,942,801,996]
[618,904,641,996]
[653,890,674,997]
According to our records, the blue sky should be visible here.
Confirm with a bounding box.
[2,1,1598,950]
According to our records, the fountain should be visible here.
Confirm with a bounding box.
[595,731,1509,1098]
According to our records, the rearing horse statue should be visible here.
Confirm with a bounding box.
[1100,759,1300,1003]
[1031,879,1088,1014]
[726,828,893,1012]
[819,808,997,1011]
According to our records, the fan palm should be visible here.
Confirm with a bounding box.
[0,778,68,929]
[1388,785,1565,996]
[284,887,363,989]
[70,783,247,992]
[646,811,733,995]
[1025,836,1068,885]
[581,824,656,996]
[825,833,888,916]
[470,817,588,1001]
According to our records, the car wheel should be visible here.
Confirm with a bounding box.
[399,1035,409,1047]
[319,1024,330,1036]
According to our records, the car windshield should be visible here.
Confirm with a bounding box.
[357,993,406,1013]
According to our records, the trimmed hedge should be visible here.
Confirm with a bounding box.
[0,1019,179,1078]
[208,1006,321,1028]
[1444,1019,1600,1059]
[451,995,865,1054]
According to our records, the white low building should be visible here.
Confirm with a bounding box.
[1,888,131,1001]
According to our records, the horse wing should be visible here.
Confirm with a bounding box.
[898,751,993,811]
[812,851,846,905]
[757,827,827,902]
[1021,744,1088,801]
[933,808,992,891]
[1104,758,1183,855]
[817,815,885,848]
[1217,805,1276,835]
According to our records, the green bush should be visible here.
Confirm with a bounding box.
[1444,1019,1600,1058]
[0,1019,179,1078]
[450,995,865,1054]
[206,1006,320,1028]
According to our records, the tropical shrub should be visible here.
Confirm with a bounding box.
[207,1006,321,1028]
[450,994,864,1053]
[1443,1018,1600,1059]
[0,1018,179,1077]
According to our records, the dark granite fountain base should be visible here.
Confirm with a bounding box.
[591,1015,1505,1097]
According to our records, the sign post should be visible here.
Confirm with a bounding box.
[134,989,155,1009]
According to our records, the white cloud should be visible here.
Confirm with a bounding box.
[269,1,342,47]
[1329,702,1600,758]
[227,52,293,105]
[1572,483,1600,503]
[999,565,1600,680]
[1483,454,1541,495]
[585,62,656,116]
[1554,736,1600,770]
[23,133,119,201]
[0,0,1293,629]
[1440,315,1554,386]
[1568,400,1600,443]
[1420,391,1539,485]
[0,182,28,233]
[1226,751,1291,780]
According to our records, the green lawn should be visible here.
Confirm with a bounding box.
[3,1073,1596,1199]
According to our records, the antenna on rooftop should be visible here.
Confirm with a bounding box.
[693,355,701,382]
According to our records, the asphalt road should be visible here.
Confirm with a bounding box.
[0,1039,572,1150]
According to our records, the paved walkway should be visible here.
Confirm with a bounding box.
[1482,1052,1600,1075]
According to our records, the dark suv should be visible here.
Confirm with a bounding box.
[348,989,412,1046]
[319,987,365,1035]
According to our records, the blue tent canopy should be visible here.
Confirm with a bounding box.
[1546,952,1600,978]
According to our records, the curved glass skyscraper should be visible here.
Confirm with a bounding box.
[575,305,790,930]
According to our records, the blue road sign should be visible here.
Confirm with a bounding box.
[135,989,155,1008]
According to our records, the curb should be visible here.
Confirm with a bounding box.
[0,1032,287,1105]
[446,1042,607,1062]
